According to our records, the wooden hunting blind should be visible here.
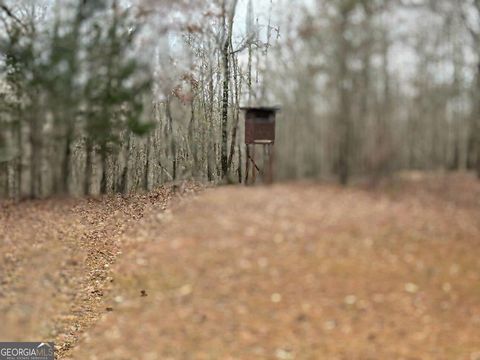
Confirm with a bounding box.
[241,106,280,185]
[241,106,280,144]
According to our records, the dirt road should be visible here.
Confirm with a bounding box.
[1,174,480,359]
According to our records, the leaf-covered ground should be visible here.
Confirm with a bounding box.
[0,183,199,358]
[1,174,480,359]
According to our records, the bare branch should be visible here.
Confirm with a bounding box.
[230,33,257,55]
[0,1,28,31]
[459,3,480,43]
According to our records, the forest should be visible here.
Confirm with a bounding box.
[0,0,479,199]
[1,1,480,359]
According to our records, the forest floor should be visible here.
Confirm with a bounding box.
[1,173,480,360]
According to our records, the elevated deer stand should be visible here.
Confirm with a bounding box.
[241,106,280,185]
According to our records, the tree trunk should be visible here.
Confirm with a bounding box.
[61,127,73,195]
[475,61,480,178]
[144,135,151,191]
[15,121,22,199]
[221,39,230,179]
[336,16,351,186]
[84,138,93,195]
[100,146,108,195]
[29,114,42,198]
[165,98,177,181]
[227,51,240,174]
[220,0,238,179]
[119,132,131,195]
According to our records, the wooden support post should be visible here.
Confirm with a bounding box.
[251,145,256,184]
[263,144,267,184]
[245,144,250,185]
[268,143,275,184]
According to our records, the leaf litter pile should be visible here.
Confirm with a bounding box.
[1,174,480,359]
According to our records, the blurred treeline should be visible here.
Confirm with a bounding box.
[272,0,480,184]
[0,0,152,198]
[0,0,479,199]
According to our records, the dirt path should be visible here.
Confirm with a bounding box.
[1,174,480,359]
[0,184,198,358]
